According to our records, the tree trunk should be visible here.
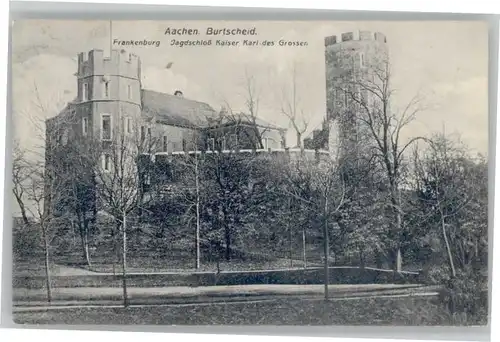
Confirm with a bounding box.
[224,225,231,261]
[122,213,129,307]
[41,224,52,303]
[441,213,456,278]
[288,198,293,268]
[15,198,30,226]
[80,219,91,267]
[323,201,329,301]
[195,152,201,269]
[390,188,403,273]
[302,227,307,269]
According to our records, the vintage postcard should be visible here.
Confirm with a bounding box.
[9,19,489,326]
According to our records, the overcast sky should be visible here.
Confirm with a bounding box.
[12,19,489,155]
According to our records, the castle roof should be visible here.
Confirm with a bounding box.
[141,89,285,131]
[141,89,218,128]
[210,112,285,131]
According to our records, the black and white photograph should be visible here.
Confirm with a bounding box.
[9,19,489,326]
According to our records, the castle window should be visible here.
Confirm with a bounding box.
[82,83,88,101]
[182,138,187,151]
[162,136,168,152]
[102,154,111,172]
[229,134,238,149]
[221,137,227,151]
[126,117,132,134]
[360,52,364,67]
[127,85,132,99]
[147,127,152,139]
[82,117,88,136]
[261,137,269,150]
[341,32,353,42]
[140,126,146,142]
[103,81,109,98]
[101,114,112,141]
[208,138,215,151]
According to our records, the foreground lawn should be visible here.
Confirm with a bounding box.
[12,296,481,326]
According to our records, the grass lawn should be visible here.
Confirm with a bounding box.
[12,296,469,326]
[14,255,318,276]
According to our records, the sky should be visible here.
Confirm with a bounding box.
[11,19,489,156]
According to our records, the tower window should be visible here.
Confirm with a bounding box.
[103,81,109,98]
[101,114,112,141]
[127,85,132,99]
[360,52,364,67]
[82,117,88,136]
[126,117,132,134]
[82,83,88,101]
[102,154,111,172]
[162,136,168,152]
[341,32,353,42]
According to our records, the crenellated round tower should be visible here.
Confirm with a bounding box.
[324,30,388,161]
[73,49,142,143]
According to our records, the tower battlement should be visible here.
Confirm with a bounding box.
[77,49,141,80]
[324,31,387,47]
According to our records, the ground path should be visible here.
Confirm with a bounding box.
[13,283,440,311]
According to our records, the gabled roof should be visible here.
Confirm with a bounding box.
[141,89,218,128]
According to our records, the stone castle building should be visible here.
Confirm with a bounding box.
[45,32,387,216]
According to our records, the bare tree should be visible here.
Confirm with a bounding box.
[12,140,31,226]
[277,154,347,300]
[217,67,277,150]
[89,113,161,306]
[20,156,68,303]
[279,61,310,149]
[330,46,428,272]
[174,128,204,269]
[413,134,481,278]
